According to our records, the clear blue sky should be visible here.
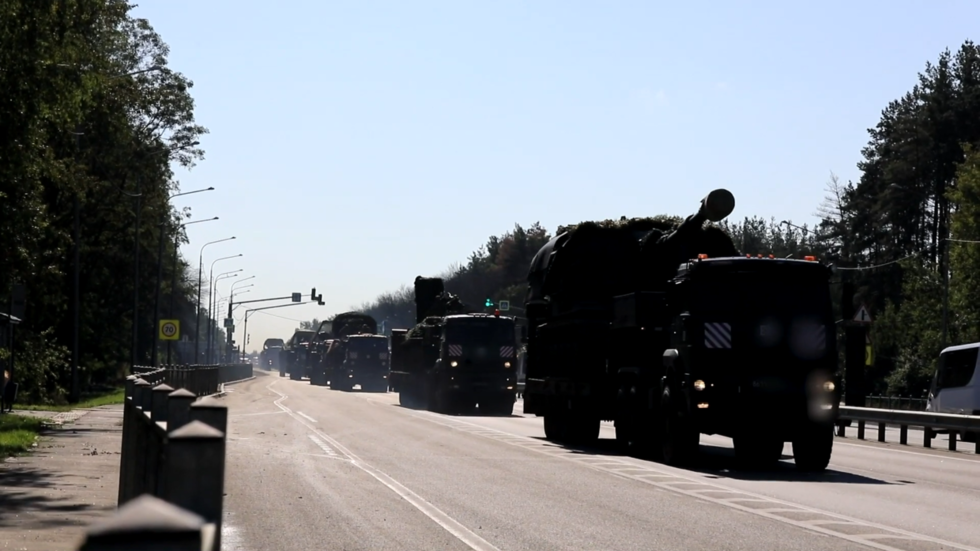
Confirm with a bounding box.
[131,0,979,351]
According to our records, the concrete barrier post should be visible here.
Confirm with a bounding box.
[167,389,197,433]
[116,376,139,506]
[189,396,228,435]
[77,494,211,551]
[165,421,226,551]
[126,379,152,502]
[151,384,174,422]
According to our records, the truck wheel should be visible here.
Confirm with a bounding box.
[543,412,565,441]
[565,415,600,445]
[734,436,784,469]
[792,423,834,472]
[660,387,699,467]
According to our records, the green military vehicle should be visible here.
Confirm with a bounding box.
[284,329,315,380]
[522,189,839,471]
[390,276,520,415]
[324,312,390,392]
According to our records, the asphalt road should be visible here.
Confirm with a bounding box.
[219,371,980,551]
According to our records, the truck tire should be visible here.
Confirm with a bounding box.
[544,408,598,445]
[792,423,834,472]
[544,412,565,441]
[660,387,699,467]
[734,435,784,469]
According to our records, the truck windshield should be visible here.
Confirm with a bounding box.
[264,339,285,349]
[348,337,388,354]
[692,275,831,318]
[444,320,515,345]
[293,332,314,344]
[691,274,832,359]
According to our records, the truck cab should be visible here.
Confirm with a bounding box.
[427,314,519,415]
[261,338,285,373]
[285,330,315,381]
[330,334,390,392]
[658,255,839,468]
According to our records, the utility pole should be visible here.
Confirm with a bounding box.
[131,177,142,369]
[70,127,82,403]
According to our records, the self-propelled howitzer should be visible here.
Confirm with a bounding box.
[522,189,838,472]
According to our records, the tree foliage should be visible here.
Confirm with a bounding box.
[0,1,207,403]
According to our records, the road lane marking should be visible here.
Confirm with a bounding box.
[308,434,337,457]
[267,382,501,551]
[407,409,980,551]
[237,411,285,417]
[297,411,317,423]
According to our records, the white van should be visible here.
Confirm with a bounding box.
[926,342,980,441]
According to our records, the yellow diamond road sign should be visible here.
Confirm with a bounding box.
[159,319,180,341]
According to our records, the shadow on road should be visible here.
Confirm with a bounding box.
[528,436,896,485]
[0,462,111,529]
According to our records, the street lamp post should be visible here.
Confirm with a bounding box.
[209,271,242,363]
[206,262,242,363]
[151,187,214,367]
[227,278,255,362]
[161,216,218,365]
[195,239,235,362]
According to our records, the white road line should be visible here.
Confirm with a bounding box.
[237,411,285,418]
[267,382,501,551]
[307,434,337,456]
[297,411,317,423]
[407,410,980,551]
[833,439,980,464]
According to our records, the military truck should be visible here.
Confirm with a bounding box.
[522,189,839,471]
[323,312,390,392]
[284,330,315,380]
[260,338,285,373]
[306,320,334,386]
[389,276,520,415]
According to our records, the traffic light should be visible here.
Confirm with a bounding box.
[485,298,493,308]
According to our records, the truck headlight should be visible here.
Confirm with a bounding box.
[504,362,511,368]
[450,361,458,367]
[823,381,835,392]
[693,380,706,391]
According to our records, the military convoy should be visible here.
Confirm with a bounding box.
[521,189,839,471]
[264,188,837,471]
[389,277,520,415]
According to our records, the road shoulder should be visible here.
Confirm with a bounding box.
[0,405,123,551]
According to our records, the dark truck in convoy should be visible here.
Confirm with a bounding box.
[284,329,315,380]
[260,338,285,373]
[324,312,390,392]
[390,276,520,415]
[522,189,839,471]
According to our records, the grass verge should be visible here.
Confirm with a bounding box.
[14,387,125,412]
[0,414,46,457]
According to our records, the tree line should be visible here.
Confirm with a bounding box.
[1,1,210,403]
[347,40,980,398]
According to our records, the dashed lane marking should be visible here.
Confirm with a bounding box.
[406,409,980,551]
[267,382,501,551]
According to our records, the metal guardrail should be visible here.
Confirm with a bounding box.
[837,406,980,454]
[864,395,928,411]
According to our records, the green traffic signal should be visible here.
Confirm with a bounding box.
[485,298,493,307]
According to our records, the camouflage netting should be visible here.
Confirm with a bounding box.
[554,214,682,237]
[405,316,448,340]
[532,198,741,302]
